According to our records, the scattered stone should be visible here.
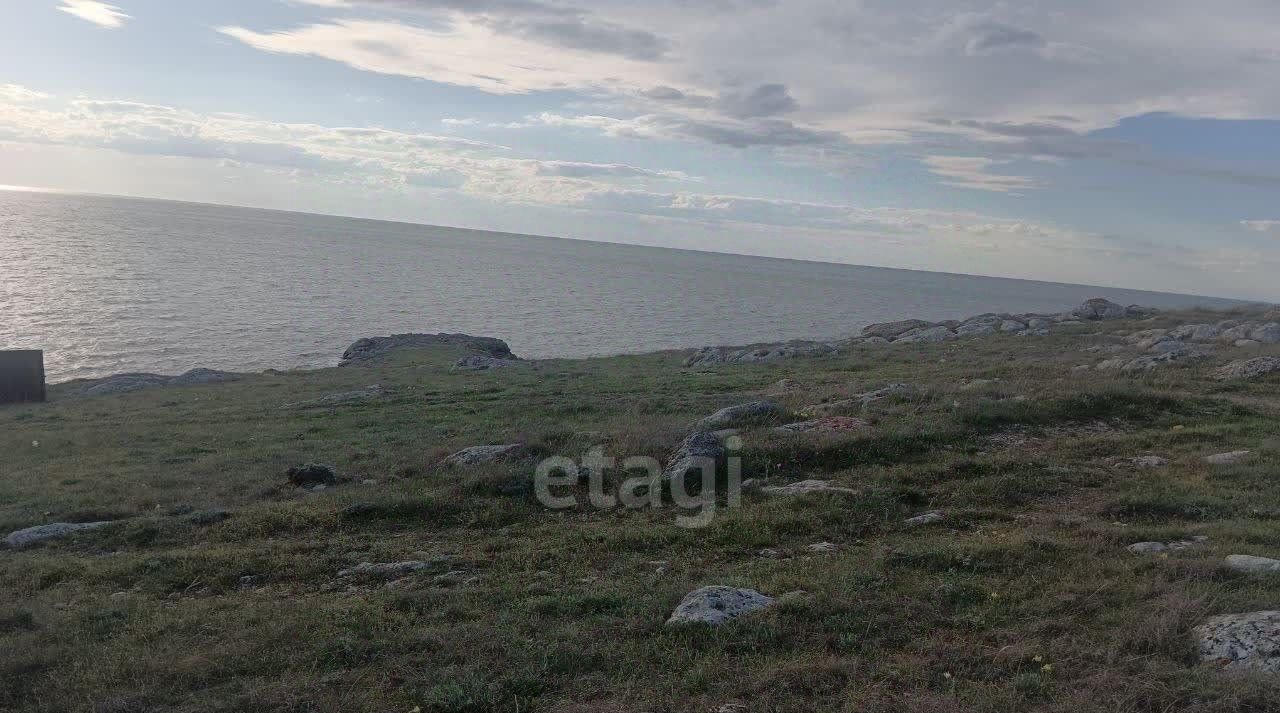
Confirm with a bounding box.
[1195,611,1280,672]
[4,521,114,549]
[684,341,835,367]
[697,400,785,430]
[283,385,384,409]
[338,561,429,579]
[760,479,858,496]
[341,333,515,366]
[861,319,934,339]
[185,509,232,526]
[662,432,725,482]
[774,416,871,435]
[806,542,840,553]
[665,586,776,626]
[287,463,337,487]
[452,355,522,372]
[1225,555,1280,574]
[443,444,525,466]
[1072,298,1128,321]
[1206,451,1251,466]
[905,511,945,527]
[1215,357,1280,381]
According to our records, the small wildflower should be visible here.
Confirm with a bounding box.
[943,672,952,680]
[1041,664,1053,673]
[989,591,1000,599]
[1033,655,1043,662]
[32,440,39,447]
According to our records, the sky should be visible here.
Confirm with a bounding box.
[2,1,1280,299]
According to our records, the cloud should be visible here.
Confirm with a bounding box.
[1242,220,1280,234]
[533,160,690,180]
[0,85,52,102]
[58,1,130,28]
[921,156,1040,193]
[534,112,844,149]
[716,84,797,119]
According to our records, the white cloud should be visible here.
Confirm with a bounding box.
[1242,220,1280,234]
[0,85,51,102]
[58,1,130,28]
[921,156,1040,193]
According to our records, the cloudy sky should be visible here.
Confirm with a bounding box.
[4,1,1280,298]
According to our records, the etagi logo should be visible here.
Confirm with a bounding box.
[532,436,744,528]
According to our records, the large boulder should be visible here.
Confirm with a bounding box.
[1195,611,1280,672]
[287,463,337,487]
[4,521,114,549]
[684,341,835,368]
[1250,323,1280,344]
[1072,298,1128,321]
[696,400,784,430]
[662,432,725,482]
[1224,555,1280,574]
[665,586,775,626]
[860,319,934,339]
[341,333,515,366]
[955,321,997,338]
[892,326,956,344]
[1215,357,1280,381]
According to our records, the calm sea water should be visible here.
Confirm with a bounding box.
[0,191,1244,382]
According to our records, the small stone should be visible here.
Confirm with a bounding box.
[1225,555,1280,574]
[238,575,261,589]
[1128,455,1168,468]
[806,542,840,553]
[443,444,525,466]
[760,479,858,496]
[287,463,337,487]
[662,431,725,482]
[1206,450,1250,465]
[1127,542,1169,555]
[905,511,945,527]
[757,548,783,558]
[665,585,775,626]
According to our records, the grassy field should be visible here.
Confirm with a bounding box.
[4,309,1280,712]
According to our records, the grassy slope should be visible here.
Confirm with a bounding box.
[3,310,1280,712]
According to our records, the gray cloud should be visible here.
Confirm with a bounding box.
[716,83,797,119]
[534,160,686,179]
[962,21,1044,55]
[486,16,668,61]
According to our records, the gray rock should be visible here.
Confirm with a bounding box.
[338,561,429,579]
[761,479,858,496]
[1251,323,1280,344]
[452,355,522,372]
[684,341,836,367]
[665,586,776,626]
[1225,555,1280,574]
[1127,541,1170,555]
[905,511,945,527]
[1195,611,1280,672]
[1219,324,1257,343]
[1128,455,1169,468]
[861,319,934,339]
[70,368,241,398]
[169,368,241,386]
[443,444,525,467]
[1206,450,1251,465]
[806,541,840,553]
[1235,340,1262,348]
[955,322,997,338]
[341,333,514,366]
[4,521,114,549]
[697,400,784,430]
[892,325,956,344]
[1121,348,1212,371]
[662,431,725,482]
[774,416,871,435]
[1215,357,1280,381]
[999,319,1026,333]
[1072,298,1128,321]
[1148,338,1192,354]
[287,463,337,486]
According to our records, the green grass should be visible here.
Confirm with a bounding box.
[4,318,1280,711]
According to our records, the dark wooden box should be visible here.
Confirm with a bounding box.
[0,350,46,404]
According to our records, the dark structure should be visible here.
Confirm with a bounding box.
[0,350,46,404]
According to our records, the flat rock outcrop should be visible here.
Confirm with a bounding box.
[662,432,725,482]
[443,444,526,467]
[1215,357,1280,381]
[1224,555,1280,574]
[341,333,515,366]
[696,400,785,430]
[665,586,775,626]
[452,355,523,372]
[1195,611,1280,672]
[68,368,241,398]
[684,341,835,368]
[5,521,115,549]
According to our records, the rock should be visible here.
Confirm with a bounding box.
[1126,328,1168,348]
[283,385,384,409]
[1149,338,1192,354]
[185,509,231,526]
[757,548,783,558]
[1187,325,1224,342]
[1235,340,1262,348]
[662,432,725,482]
[665,586,776,626]
[861,319,934,339]
[4,521,114,549]
[955,322,997,338]
[169,368,241,386]
[684,341,836,367]
[1073,298,1128,321]
[892,325,956,344]
[338,561,429,579]
[1195,611,1280,672]
[238,575,261,589]
[1127,542,1169,555]
[999,319,1026,333]
[1126,305,1158,319]
[1206,450,1251,465]
[774,416,871,435]
[452,355,522,372]
[1096,358,1127,370]
[905,511,945,527]
[761,479,857,496]
[857,383,918,405]
[1251,323,1280,344]
[696,400,785,430]
[1120,348,1212,371]
[71,368,242,398]
[1026,318,1052,330]
[1219,324,1257,343]
[1128,455,1169,468]
[287,463,337,487]
[1215,357,1280,381]
[340,333,515,366]
[1225,555,1280,574]
[806,542,840,553]
[443,444,525,466]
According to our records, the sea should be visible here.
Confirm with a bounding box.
[0,190,1246,382]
